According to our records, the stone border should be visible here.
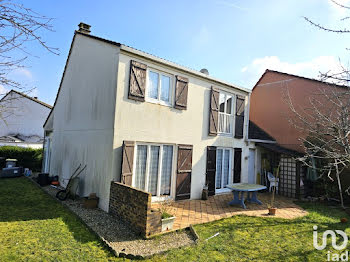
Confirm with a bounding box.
[26,177,197,259]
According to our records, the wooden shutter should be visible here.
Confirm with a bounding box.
[206,146,217,196]
[235,96,245,138]
[209,87,219,136]
[233,148,242,183]
[175,144,193,200]
[128,60,147,101]
[121,141,135,186]
[174,76,189,110]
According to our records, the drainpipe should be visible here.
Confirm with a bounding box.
[244,93,251,143]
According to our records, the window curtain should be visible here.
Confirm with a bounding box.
[223,149,230,186]
[160,75,170,102]
[216,149,223,189]
[135,145,147,190]
[148,71,159,99]
[148,146,160,195]
[160,145,173,195]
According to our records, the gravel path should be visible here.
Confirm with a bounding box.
[42,185,195,257]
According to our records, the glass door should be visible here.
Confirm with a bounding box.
[216,148,232,193]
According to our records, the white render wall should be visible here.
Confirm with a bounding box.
[0,91,50,139]
[48,33,256,212]
[111,51,255,202]
[48,34,119,211]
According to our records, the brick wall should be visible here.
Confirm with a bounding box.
[109,182,161,237]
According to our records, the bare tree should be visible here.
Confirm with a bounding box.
[0,0,57,93]
[286,85,350,209]
[281,1,350,208]
[303,0,350,85]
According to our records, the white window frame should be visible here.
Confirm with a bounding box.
[132,143,175,201]
[218,91,235,136]
[215,147,233,194]
[145,68,174,107]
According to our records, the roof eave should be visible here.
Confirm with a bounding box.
[248,139,276,144]
[120,45,250,94]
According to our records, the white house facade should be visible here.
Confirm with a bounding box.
[44,24,257,211]
[0,90,52,149]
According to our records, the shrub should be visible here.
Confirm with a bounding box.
[0,146,43,171]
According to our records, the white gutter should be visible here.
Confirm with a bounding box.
[244,93,251,142]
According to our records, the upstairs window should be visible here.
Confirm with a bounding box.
[147,70,172,105]
[235,96,245,138]
[218,92,234,134]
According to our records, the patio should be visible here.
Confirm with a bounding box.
[152,192,308,230]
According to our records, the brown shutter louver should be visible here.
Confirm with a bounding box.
[128,60,147,102]
[209,87,219,136]
[175,144,193,200]
[121,141,135,186]
[174,76,189,110]
[206,146,217,196]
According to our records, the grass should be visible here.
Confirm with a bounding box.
[152,203,350,262]
[1,177,350,261]
[0,177,121,262]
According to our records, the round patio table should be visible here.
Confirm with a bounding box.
[226,183,267,209]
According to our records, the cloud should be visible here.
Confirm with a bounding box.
[12,68,33,79]
[216,0,248,11]
[240,55,345,88]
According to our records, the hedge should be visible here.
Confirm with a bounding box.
[0,146,43,171]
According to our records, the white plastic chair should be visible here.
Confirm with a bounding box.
[267,172,279,192]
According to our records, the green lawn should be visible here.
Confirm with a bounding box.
[0,177,120,262]
[151,203,350,261]
[1,177,349,262]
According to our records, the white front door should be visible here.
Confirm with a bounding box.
[248,149,256,184]
[216,148,232,193]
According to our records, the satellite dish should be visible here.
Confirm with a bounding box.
[200,68,209,75]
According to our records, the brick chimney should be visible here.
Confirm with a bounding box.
[78,22,91,34]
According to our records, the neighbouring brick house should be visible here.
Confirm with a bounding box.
[249,69,350,199]
[43,23,270,236]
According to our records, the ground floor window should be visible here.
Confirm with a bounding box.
[134,144,173,196]
[216,148,232,191]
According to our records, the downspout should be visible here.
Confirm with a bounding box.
[244,93,251,143]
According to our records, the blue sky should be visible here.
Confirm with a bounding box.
[7,0,350,105]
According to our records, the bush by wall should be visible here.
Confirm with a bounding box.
[0,146,43,171]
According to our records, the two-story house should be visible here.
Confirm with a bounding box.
[0,89,52,149]
[43,23,256,211]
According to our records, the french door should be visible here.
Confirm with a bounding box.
[216,148,232,192]
[133,144,174,198]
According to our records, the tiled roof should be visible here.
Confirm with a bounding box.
[248,121,275,141]
[1,90,52,109]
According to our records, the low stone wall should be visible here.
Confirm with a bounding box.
[109,182,161,237]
